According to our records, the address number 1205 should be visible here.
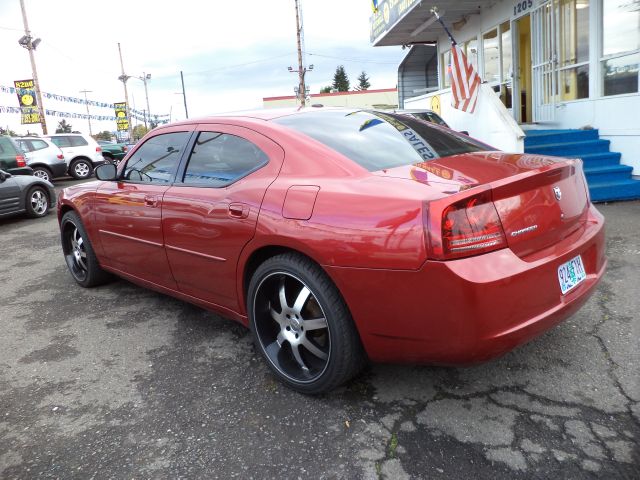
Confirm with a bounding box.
[514,0,533,16]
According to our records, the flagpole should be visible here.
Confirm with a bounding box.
[430,7,457,45]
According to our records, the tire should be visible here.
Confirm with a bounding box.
[103,154,114,165]
[69,159,93,179]
[32,166,52,182]
[25,186,49,218]
[248,253,365,394]
[60,211,112,287]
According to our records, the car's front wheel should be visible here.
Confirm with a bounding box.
[69,159,93,179]
[25,186,49,218]
[248,253,365,394]
[60,211,112,287]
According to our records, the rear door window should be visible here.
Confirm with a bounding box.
[50,136,72,148]
[31,139,49,151]
[122,132,191,184]
[69,136,88,147]
[181,132,269,187]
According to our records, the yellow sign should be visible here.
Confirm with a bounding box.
[14,79,41,125]
[430,95,441,115]
[114,102,129,132]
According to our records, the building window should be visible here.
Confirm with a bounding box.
[441,50,451,87]
[462,38,479,71]
[557,0,590,101]
[483,29,500,83]
[601,0,640,96]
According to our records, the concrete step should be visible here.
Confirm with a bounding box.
[584,164,634,183]
[525,139,611,157]
[524,129,600,147]
[588,179,640,203]
[567,152,622,168]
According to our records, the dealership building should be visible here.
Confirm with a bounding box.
[372,0,640,201]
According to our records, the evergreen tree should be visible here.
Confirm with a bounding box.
[357,71,371,91]
[55,119,72,133]
[332,65,350,92]
[320,85,332,94]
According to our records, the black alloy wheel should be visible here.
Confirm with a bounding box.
[248,253,365,394]
[60,211,112,287]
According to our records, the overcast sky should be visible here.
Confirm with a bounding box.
[0,0,406,136]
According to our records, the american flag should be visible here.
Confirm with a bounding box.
[450,43,480,113]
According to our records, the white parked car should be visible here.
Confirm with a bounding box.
[15,137,68,182]
[45,134,106,179]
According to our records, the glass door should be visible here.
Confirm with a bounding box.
[531,0,559,122]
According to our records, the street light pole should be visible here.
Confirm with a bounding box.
[141,72,151,127]
[180,71,189,119]
[18,0,47,134]
[80,90,93,136]
[117,42,133,142]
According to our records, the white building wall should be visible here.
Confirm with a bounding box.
[431,0,640,174]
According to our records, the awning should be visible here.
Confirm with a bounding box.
[371,1,497,47]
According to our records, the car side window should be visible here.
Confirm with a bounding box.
[122,132,190,184]
[16,140,32,152]
[182,132,268,187]
[69,137,88,147]
[50,137,71,148]
[31,140,48,151]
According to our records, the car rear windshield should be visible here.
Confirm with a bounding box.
[273,110,489,171]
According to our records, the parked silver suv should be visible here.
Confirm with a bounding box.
[15,137,67,182]
[45,134,106,179]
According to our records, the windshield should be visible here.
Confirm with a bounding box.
[273,110,488,172]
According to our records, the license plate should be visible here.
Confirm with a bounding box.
[558,255,587,295]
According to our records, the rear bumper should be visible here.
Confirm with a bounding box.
[325,205,606,364]
[49,162,68,178]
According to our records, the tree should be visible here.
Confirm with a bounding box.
[55,119,72,133]
[332,65,350,92]
[356,71,371,91]
[0,126,17,136]
[320,86,332,94]
[93,131,113,142]
[132,125,149,141]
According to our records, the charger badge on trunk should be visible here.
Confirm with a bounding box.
[553,186,562,201]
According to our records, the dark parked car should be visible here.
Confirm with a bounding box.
[97,141,129,166]
[58,109,606,394]
[0,169,55,218]
[0,135,33,176]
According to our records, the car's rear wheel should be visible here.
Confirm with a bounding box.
[25,186,49,218]
[248,253,365,394]
[32,166,52,182]
[60,211,112,287]
[69,159,93,179]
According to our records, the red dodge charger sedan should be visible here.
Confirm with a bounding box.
[58,109,606,393]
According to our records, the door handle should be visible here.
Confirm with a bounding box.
[228,202,249,219]
[144,195,159,207]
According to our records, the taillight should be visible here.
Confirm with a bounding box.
[428,190,507,260]
[16,155,26,167]
[96,146,102,152]
[57,154,64,160]
[122,146,128,152]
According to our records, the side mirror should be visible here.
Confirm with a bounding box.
[95,163,118,180]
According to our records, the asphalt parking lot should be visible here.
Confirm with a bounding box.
[1,178,638,479]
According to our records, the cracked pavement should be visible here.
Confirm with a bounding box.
[1,179,638,479]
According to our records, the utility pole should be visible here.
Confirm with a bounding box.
[180,71,189,119]
[288,0,312,106]
[18,0,47,134]
[80,90,93,136]
[117,42,133,141]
